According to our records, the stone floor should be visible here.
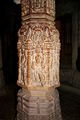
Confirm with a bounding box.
[0,84,80,120]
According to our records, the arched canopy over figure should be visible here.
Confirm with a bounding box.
[17,0,60,88]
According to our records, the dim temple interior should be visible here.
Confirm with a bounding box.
[0,0,80,120]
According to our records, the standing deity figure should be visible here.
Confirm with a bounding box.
[17,0,62,120]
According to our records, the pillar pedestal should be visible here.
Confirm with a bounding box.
[17,87,62,120]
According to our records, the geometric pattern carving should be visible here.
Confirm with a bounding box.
[17,88,62,120]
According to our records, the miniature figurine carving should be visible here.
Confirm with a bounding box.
[17,0,62,120]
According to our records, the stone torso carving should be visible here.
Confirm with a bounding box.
[17,0,60,88]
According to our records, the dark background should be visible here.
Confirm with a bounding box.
[0,0,80,120]
[0,0,21,85]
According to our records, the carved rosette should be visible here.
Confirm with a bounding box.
[17,0,60,88]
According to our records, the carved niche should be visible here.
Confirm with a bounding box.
[17,0,60,88]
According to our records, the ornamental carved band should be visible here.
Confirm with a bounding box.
[17,0,60,88]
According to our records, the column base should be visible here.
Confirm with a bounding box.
[17,87,62,120]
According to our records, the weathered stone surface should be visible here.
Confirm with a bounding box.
[17,88,62,120]
[17,0,60,88]
[17,0,62,120]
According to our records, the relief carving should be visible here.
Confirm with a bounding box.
[17,0,60,88]
[17,1,62,120]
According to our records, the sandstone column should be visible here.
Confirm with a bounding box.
[17,0,62,120]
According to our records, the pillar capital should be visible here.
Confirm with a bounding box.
[21,0,55,25]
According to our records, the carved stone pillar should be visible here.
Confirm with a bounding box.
[17,0,62,120]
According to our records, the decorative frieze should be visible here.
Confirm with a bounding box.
[20,0,55,27]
